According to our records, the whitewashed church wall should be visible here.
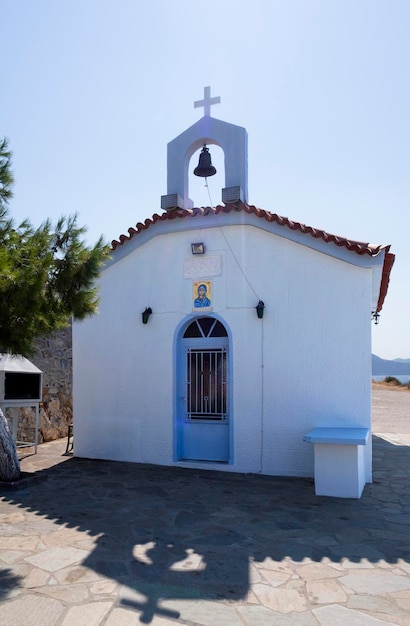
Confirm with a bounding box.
[251,234,372,479]
[221,226,371,478]
[73,223,372,479]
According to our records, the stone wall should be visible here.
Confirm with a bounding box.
[6,322,73,444]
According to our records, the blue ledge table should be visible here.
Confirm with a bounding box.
[304,427,370,499]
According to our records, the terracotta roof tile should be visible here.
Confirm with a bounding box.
[112,201,384,257]
[111,200,394,311]
[377,247,395,313]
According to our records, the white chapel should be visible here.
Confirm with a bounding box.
[73,88,394,498]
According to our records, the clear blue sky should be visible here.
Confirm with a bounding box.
[2,0,409,359]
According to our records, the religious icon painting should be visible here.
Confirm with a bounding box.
[193,280,212,310]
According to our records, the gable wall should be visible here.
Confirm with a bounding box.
[73,223,372,478]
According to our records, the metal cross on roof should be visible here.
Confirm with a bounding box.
[194,86,221,117]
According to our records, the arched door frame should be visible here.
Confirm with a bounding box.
[173,313,233,464]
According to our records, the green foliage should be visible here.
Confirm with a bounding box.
[0,137,14,209]
[384,376,402,385]
[0,138,110,356]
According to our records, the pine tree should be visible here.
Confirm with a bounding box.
[0,137,110,480]
[0,137,13,210]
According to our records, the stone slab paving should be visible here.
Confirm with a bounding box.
[0,387,409,625]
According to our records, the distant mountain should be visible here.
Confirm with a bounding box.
[372,354,410,376]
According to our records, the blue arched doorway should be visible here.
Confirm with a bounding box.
[176,316,230,462]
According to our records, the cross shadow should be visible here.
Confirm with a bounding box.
[1,434,410,623]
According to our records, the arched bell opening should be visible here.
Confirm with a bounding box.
[163,113,248,210]
[189,143,225,209]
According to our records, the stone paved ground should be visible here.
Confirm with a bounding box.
[0,387,410,625]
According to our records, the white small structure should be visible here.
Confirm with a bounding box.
[0,354,43,453]
[73,88,394,498]
[304,427,370,498]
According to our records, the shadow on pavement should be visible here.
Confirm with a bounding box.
[1,434,410,623]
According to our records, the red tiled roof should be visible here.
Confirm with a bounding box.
[111,201,394,311]
[377,247,395,313]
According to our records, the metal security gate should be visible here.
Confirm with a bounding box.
[177,318,230,462]
[186,348,227,422]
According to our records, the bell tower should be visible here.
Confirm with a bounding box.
[161,87,248,211]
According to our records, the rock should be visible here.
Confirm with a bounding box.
[0,409,20,481]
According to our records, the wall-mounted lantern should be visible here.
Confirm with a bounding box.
[142,307,152,324]
[191,242,205,255]
[371,311,380,325]
[256,300,265,319]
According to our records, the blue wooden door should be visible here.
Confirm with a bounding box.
[177,317,230,462]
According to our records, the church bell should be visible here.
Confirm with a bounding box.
[193,144,217,178]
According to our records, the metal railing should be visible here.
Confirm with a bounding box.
[186,348,227,422]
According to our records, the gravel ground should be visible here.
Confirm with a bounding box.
[372,385,410,434]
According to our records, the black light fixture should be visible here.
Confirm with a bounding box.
[142,307,152,324]
[193,145,217,178]
[256,300,265,319]
[371,311,380,325]
[191,242,205,255]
